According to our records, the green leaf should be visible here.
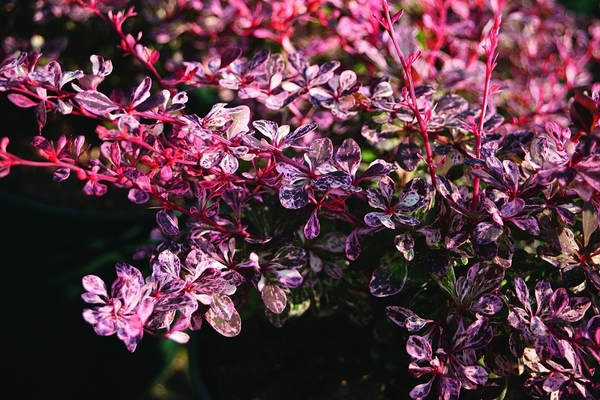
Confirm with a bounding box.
[582,200,598,248]
[436,264,456,297]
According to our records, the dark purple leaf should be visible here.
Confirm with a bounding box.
[35,101,46,132]
[542,372,569,392]
[511,215,540,235]
[369,261,407,297]
[500,198,525,218]
[435,94,468,115]
[483,113,504,131]
[286,122,318,144]
[514,277,531,311]
[311,171,352,191]
[261,284,287,314]
[549,287,568,316]
[393,213,420,226]
[307,138,333,168]
[248,49,270,70]
[417,249,450,275]
[473,222,503,245]
[454,317,493,351]
[220,47,242,68]
[279,183,308,210]
[288,53,309,73]
[358,160,396,182]
[156,210,179,237]
[396,137,422,172]
[471,294,503,315]
[75,90,119,114]
[134,92,167,112]
[365,212,394,229]
[346,229,361,260]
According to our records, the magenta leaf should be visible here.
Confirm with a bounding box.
[334,138,361,176]
[130,77,152,107]
[7,93,37,108]
[261,284,287,314]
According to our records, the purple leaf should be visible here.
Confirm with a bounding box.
[307,138,333,168]
[454,317,493,351]
[473,222,503,245]
[406,335,432,361]
[35,101,46,132]
[304,210,320,240]
[409,378,434,400]
[542,372,569,392]
[462,365,488,385]
[471,294,503,315]
[358,160,396,182]
[549,287,568,316]
[211,295,236,320]
[394,232,415,261]
[396,137,422,172]
[53,168,70,182]
[75,90,120,114]
[82,275,108,297]
[511,215,540,235]
[395,178,432,213]
[156,210,180,237]
[286,122,318,144]
[500,198,525,218]
[514,277,531,311]
[261,284,287,314]
[560,296,591,322]
[273,269,303,288]
[279,183,309,210]
[334,138,361,176]
[128,188,150,204]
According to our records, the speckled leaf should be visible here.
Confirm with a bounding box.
[345,229,361,260]
[471,294,503,315]
[75,90,119,114]
[582,200,598,247]
[386,306,430,332]
[473,222,503,245]
[396,137,421,172]
[279,183,308,209]
[261,284,287,314]
[205,307,241,337]
[304,210,320,239]
[369,261,407,297]
[334,138,361,176]
[462,365,488,385]
[406,335,432,361]
[156,210,179,237]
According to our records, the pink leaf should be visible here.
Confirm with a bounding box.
[261,284,287,314]
[7,93,37,108]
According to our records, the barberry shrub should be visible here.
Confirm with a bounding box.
[1,0,600,398]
